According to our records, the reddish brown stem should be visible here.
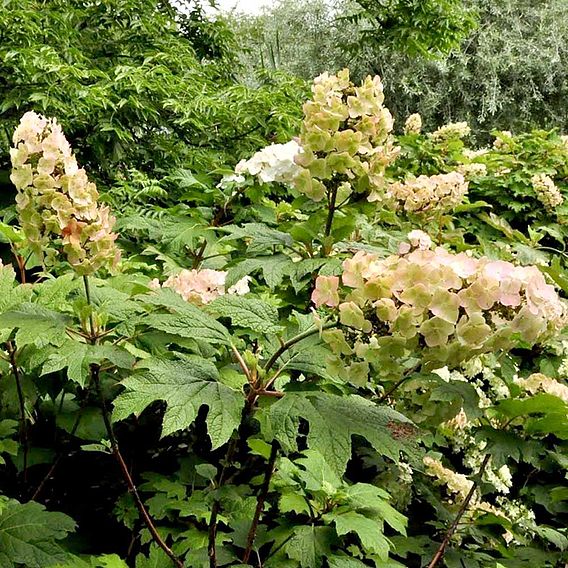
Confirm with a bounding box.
[208,435,239,568]
[8,342,28,483]
[91,364,184,568]
[83,276,183,567]
[242,442,278,564]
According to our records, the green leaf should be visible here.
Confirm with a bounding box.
[0,265,33,320]
[143,289,230,346]
[112,357,244,447]
[42,342,135,387]
[266,393,414,475]
[0,498,76,567]
[226,255,290,289]
[34,274,77,310]
[327,557,371,568]
[209,295,282,334]
[344,484,407,535]
[220,223,293,253]
[0,221,24,244]
[0,303,72,347]
[279,493,311,515]
[332,511,390,559]
[284,525,336,568]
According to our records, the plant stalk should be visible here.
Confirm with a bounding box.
[208,435,239,568]
[210,324,336,566]
[263,323,335,375]
[83,276,183,568]
[92,363,184,568]
[8,342,28,483]
[322,183,339,256]
[242,442,279,564]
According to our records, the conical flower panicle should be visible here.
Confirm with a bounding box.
[10,111,120,275]
[293,69,400,203]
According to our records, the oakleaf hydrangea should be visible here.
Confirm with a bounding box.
[403,113,422,135]
[10,111,120,274]
[234,140,302,185]
[387,171,468,215]
[531,173,564,210]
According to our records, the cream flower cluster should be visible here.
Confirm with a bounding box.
[424,456,513,522]
[387,171,468,215]
[423,456,473,502]
[150,269,250,305]
[492,131,514,151]
[429,121,471,142]
[234,140,302,185]
[403,113,422,135]
[463,148,489,159]
[10,111,120,274]
[530,173,564,210]
[516,372,568,403]
[293,69,400,203]
[457,162,487,178]
[313,235,566,380]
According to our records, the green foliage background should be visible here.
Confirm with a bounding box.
[0,1,566,568]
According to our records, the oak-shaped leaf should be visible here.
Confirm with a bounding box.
[0,303,72,348]
[209,295,283,335]
[0,497,76,568]
[264,393,415,475]
[112,356,243,448]
[142,288,230,346]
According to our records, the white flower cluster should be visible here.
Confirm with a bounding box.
[515,372,568,403]
[463,148,489,159]
[457,162,487,178]
[150,269,250,305]
[403,113,422,135]
[429,121,471,142]
[493,131,514,151]
[531,173,564,210]
[387,171,468,214]
[495,497,537,533]
[408,229,433,249]
[423,456,473,502]
[234,140,302,185]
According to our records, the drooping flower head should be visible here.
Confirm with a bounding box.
[404,113,422,135]
[429,121,471,142]
[10,111,120,274]
[531,173,564,210]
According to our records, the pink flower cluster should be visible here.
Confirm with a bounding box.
[10,112,120,274]
[150,269,250,305]
[312,236,566,378]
